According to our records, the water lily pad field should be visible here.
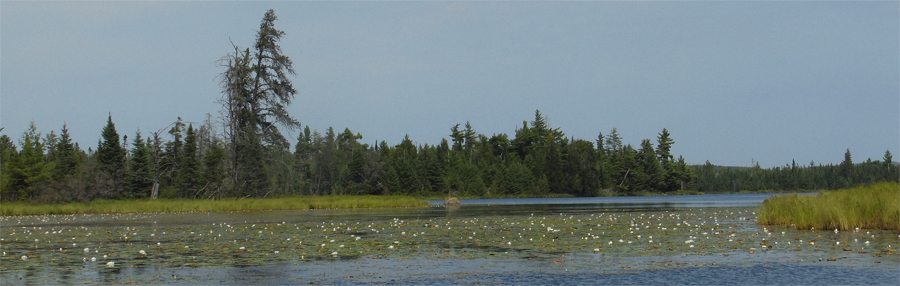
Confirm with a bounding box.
[2,198,898,285]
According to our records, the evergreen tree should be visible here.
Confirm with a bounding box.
[605,128,623,154]
[463,122,477,162]
[201,142,227,198]
[236,126,268,197]
[638,139,664,192]
[840,148,854,185]
[220,9,299,197]
[126,131,153,199]
[52,123,80,180]
[96,115,126,198]
[450,124,464,152]
[0,134,16,201]
[175,125,200,198]
[656,128,679,192]
[7,123,51,201]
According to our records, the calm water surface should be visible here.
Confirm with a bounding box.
[2,193,897,285]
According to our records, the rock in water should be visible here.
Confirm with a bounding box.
[443,197,462,207]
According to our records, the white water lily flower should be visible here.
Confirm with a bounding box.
[21,255,27,261]
[106,261,115,267]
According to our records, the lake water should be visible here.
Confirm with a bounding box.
[2,193,897,285]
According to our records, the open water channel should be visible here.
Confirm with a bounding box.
[1,193,898,285]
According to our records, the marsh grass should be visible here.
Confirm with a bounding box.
[757,182,900,232]
[0,195,430,216]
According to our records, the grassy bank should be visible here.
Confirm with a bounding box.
[420,193,575,200]
[757,182,900,232]
[0,195,431,216]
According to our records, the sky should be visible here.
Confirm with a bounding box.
[2,1,898,168]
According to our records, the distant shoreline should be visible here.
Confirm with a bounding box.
[0,195,430,216]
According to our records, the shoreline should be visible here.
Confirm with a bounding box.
[0,195,430,216]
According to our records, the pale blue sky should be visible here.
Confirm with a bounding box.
[2,1,897,167]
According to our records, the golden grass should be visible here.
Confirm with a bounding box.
[0,195,431,216]
[757,182,900,232]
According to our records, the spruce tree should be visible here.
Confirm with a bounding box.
[638,139,664,192]
[840,148,854,185]
[7,122,50,201]
[126,131,153,199]
[96,115,126,198]
[201,142,226,198]
[0,134,16,201]
[175,125,200,198]
[53,123,80,180]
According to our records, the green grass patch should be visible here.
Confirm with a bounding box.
[757,182,900,232]
[0,195,431,216]
[419,193,575,200]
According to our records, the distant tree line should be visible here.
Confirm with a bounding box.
[691,149,898,193]
[0,109,700,202]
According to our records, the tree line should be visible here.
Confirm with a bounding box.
[0,109,700,202]
[692,149,898,193]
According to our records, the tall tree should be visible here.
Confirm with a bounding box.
[96,115,126,198]
[0,134,16,201]
[53,123,81,180]
[638,139,664,192]
[126,131,153,199]
[175,124,200,198]
[840,148,854,185]
[656,128,679,192]
[220,9,299,197]
[7,122,50,201]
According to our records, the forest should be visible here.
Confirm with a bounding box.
[2,10,896,204]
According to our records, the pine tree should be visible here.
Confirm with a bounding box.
[638,139,664,192]
[220,9,300,197]
[656,128,679,192]
[53,123,81,180]
[201,142,227,198]
[0,134,16,201]
[7,122,51,201]
[176,125,200,198]
[450,124,464,152]
[126,131,153,199]
[96,115,126,198]
[840,148,854,186]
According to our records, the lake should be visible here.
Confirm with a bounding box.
[2,193,897,285]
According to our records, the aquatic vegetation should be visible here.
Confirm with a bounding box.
[0,195,430,216]
[757,182,900,232]
[1,205,898,284]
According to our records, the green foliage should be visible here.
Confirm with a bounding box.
[692,149,896,193]
[97,115,125,174]
[52,124,81,180]
[6,122,52,201]
[95,115,126,199]
[126,131,153,199]
[175,124,200,198]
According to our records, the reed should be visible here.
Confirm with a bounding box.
[0,195,431,216]
[757,182,900,232]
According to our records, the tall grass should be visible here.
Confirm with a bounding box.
[0,195,431,216]
[757,182,900,232]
